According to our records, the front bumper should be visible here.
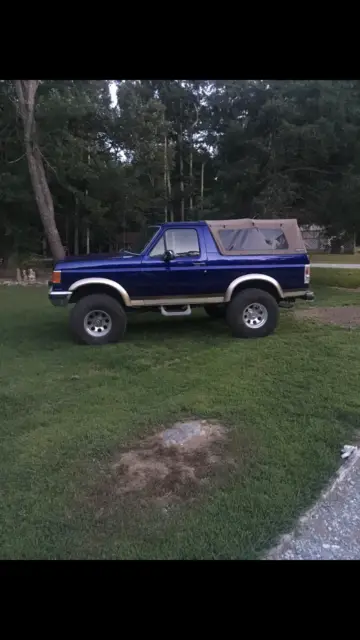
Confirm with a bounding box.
[48,285,71,307]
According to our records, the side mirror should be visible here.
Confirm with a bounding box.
[163,249,175,262]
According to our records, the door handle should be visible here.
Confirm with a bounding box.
[194,261,207,266]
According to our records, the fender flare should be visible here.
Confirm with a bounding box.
[68,278,131,307]
[224,274,284,302]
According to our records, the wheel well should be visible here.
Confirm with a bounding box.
[69,284,126,306]
[230,280,281,302]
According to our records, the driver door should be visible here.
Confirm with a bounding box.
[141,227,207,298]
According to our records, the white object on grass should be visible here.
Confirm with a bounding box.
[341,445,358,460]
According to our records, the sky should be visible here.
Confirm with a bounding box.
[109,81,117,107]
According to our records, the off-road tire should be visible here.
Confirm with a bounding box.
[69,294,127,345]
[226,288,279,339]
[204,304,226,319]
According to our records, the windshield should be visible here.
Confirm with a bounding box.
[123,226,160,255]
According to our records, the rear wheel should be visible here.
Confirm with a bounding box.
[204,304,226,319]
[226,288,279,338]
[69,293,127,345]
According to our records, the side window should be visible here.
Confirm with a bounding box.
[261,228,289,249]
[218,227,289,251]
[149,235,165,257]
[164,229,200,256]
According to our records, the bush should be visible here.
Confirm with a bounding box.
[311,268,360,288]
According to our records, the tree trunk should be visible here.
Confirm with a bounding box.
[74,224,79,255]
[164,132,168,222]
[189,150,193,214]
[14,80,65,262]
[167,143,173,222]
[65,215,69,254]
[178,105,185,221]
[86,226,90,254]
[200,161,205,210]
[74,196,79,256]
[85,147,90,254]
[189,104,198,218]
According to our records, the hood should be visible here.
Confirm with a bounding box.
[55,250,141,271]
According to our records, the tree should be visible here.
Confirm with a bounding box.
[1,78,360,263]
[207,80,360,237]
[14,80,65,261]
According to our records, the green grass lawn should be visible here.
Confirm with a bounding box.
[311,267,360,289]
[310,252,360,263]
[1,283,360,559]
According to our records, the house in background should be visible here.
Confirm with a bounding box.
[300,225,356,253]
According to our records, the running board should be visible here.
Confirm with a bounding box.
[160,305,192,317]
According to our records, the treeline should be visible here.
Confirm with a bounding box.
[1,79,360,263]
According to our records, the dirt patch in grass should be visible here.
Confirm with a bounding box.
[296,306,360,328]
[92,420,235,516]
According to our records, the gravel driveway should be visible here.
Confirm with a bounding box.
[312,263,360,269]
[267,449,360,560]
[295,306,360,329]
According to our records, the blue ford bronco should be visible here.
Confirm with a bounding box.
[49,218,314,345]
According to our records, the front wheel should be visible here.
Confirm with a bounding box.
[226,288,279,339]
[69,294,127,345]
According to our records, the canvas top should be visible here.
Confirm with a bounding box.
[205,218,306,255]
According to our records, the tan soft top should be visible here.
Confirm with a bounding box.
[205,218,306,254]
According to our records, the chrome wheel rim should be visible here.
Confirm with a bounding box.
[243,303,268,329]
[84,310,112,337]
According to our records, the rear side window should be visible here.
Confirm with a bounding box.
[218,227,289,251]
